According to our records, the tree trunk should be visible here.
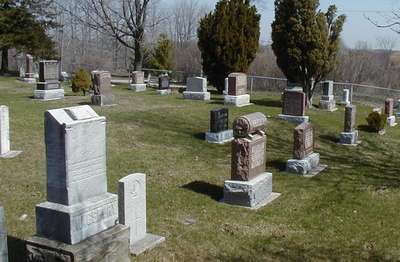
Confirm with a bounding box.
[134,38,143,71]
[1,48,9,74]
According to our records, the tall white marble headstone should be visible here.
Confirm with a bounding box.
[118,173,165,255]
[0,106,22,158]
[35,105,118,245]
[0,206,8,262]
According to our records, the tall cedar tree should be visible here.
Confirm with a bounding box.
[198,0,260,93]
[271,1,345,104]
[149,34,174,70]
[0,0,56,73]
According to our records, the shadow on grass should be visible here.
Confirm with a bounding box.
[7,235,26,262]
[319,134,339,143]
[251,97,282,108]
[209,101,225,105]
[210,90,223,95]
[193,132,205,140]
[268,159,287,171]
[78,101,91,106]
[182,181,223,201]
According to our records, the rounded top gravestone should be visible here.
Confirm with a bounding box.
[233,112,267,138]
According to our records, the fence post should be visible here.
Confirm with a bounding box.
[350,84,354,104]
[250,77,254,95]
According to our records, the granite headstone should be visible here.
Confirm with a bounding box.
[91,71,114,106]
[282,90,306,116]
[293,122,314,160]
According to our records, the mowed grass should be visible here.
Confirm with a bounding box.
[1,76,400,261]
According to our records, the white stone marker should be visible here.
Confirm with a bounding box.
[119,173,165,255]
[0,106,22,158]
[339,89,350,106]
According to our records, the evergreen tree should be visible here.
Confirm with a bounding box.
[71,68,91,96]
[198,0,260,93]
[148,34,174,70]
[0,0,56,73]
[271,0,346,104]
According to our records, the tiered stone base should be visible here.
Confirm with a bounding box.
[224,95,251,107]
[183,91,210,101]
[26,224,130,262]
[339,130,359,145]
[0,150,22,159]
[24,78,36,83]
[319,99,337,111]
[91,95,115,106]
[338,101,350,106]
[156,89,171,96]
[278,114,309,125]
[223,173,280,209]
[205,130,233,144]
[129,84,147,92]
[34,89,64,100]
[387,116,397,127]
[286,153,327,177]
[130,233,165,256]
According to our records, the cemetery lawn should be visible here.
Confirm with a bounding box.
[1,76,400,261]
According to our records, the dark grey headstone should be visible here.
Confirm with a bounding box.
[210,108,229,133]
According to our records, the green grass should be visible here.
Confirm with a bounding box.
[1,76,400,261]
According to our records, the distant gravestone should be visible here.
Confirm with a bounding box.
[91,71,114,106]
[0,206,8,262]
[339,105,359,145]
[118,173,165,255]
[157,74,171,95]
[129,71,146,92]
[223,112,280,209]
[385,98,397,127]
[205,108,233,144]
[24,54,36,83]
[34,60,64,100]
[0,106,22,158]
[183,77,210,100]
[319,81,337,111]
[339,89,350,105]
[26,105,129,262]
[224,73,251,107]
[286,122,326,176]
[278,90,309,124]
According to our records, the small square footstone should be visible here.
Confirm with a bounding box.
[26,224,130,262]
[156,89,171,96]
[118,174,165,256]
[0,206,8,262]
[0,105,22,158]
[206,108,233,144]
[223,113,280,208]
[286,123,326,176]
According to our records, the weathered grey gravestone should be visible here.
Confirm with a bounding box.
[26,105,129,262]
[0,106,22,158]
[339,89,350,106]
[286,122,327,176]
[205,108,233,144]
[278,90,309,124]
[34,60,64,100]
[385,98,397,127]
[183,77,210,101]
[129,71,146,92]
[24,54,36,83]
[319,81,337,111]
[0,206,8,262]
[156,74,171,95]
[118,173,165,255]
[339,105,359,145]
[91,71,114,106]
[223,112,280,209]
[224,73,251,107]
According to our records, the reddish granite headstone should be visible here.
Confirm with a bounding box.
[282,91,306,116]
[92,71,112,96]
[385,98,394,117]
[228,73,247,96]
[293,122,314,160]
[344,105,356,132]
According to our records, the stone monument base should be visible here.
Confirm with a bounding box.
[338,101,350,106]
[183,91,211,101]
[91,95,115,106]
[286,153,327,177]
[36,193,118,245]
[339,130,359,145]
[34,89,64,100]
[129,84,147,92]
[223,173,280,209]
[26,224,130,262]
[205,130,234,144]
[24,78,36,84]
[0,150,22,159]
[156,89,171,96]
[319,99,337,111]
[278,114,309,125]
[224,94,251,107]
[130,233,165,256]
[387,116,397,127]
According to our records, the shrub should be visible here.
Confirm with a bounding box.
[71,69,91,95]
[366,111,386,132]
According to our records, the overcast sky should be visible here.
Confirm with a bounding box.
[178,0,400,49]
